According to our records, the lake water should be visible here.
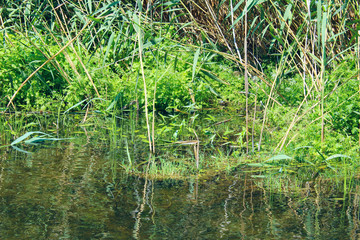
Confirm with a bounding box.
[0,113,359,239]
[0,141,359,239]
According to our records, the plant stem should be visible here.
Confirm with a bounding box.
[244,0,249,154]
[137,12,152,152]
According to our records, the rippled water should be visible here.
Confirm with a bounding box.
[0,139,359,239]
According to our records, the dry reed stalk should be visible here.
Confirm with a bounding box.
[276,87,314,152]
[275,70,351,151]
[71,47,101,97]
[203,0,235,56]
[49,3,82,80]
[284,89,360,149]
[358,29,360,147]
[244,0,249,154]
[252,94,257,152]
[258,73,277,152]
[27,27,72,85]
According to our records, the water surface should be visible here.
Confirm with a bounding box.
[0,141,359,239]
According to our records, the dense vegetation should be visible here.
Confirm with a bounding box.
[1,0,360,179]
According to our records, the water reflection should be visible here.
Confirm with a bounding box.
[0,144,360,239]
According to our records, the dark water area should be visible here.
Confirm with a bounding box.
[0,141,359,240]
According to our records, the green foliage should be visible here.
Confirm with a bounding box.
[326,57,359,136]
[63,51,123,109]
[0,35,67,109]
[111,43,244,111]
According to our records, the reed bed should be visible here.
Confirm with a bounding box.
[1,0,359,169]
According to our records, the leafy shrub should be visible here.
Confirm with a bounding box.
[0,35,67,109]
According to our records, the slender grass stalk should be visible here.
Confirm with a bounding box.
[151,64,172,154]
[320,9,328,143]
[125,139,132,168]
[252,94,257,152]
[244,0,249,154]
[230,0,242,62]
[203,0,235,55]
[276,87,314,151]
[277,74,360,151]
[135,12,152,152]
[152,76,157,154]
[258,73,277,152]
[358,29,360,147]
[47,1,81,80]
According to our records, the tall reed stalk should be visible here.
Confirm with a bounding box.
[358,29,360,147]
[319,5,328,144]
[134,11,152,153]
[244,0,249,154]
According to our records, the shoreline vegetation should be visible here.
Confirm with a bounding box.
[1,0,360,186]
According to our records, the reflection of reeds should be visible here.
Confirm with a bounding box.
[174,132,200,169]
[133,154,152,239]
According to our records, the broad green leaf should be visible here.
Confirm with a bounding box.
[92,1,120,17]
[11,145,32,154]
[307,52,321,64]
[200,70,229,85]
[103,31,115,66]
[24,137,72,144]
[11,131,50,145]
[64,99,88,114]
[192,48,201,82]
[246,163,272,167]
[106,92,122,111]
